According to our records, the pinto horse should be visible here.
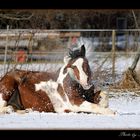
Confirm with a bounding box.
[0,45,115,115]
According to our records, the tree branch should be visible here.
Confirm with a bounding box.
[0,13,34,20]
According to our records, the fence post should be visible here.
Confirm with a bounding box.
[28,33,33,63]
[112,30,116,83]
[4,25,9,74]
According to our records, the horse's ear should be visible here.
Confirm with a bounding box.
[81,44,86,57]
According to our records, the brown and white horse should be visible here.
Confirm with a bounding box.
[0,45,115,115]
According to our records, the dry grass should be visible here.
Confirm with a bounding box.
[110,68,140,90]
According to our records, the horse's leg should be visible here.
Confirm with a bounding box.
[7,88,24,110]
[0,72,23,113]
[16,108,34,114]
[70,101,115,115]
[0,94,14,114]
[0,89,23,114]
[0,94,7,108]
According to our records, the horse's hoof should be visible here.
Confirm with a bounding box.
[4,106,14,114]
[25,108,33,113]
[16,110,26,114]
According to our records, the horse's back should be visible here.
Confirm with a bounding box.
[15,69,59,84]
[0,69,57,112]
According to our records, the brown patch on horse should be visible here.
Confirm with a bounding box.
[63,75,85,106]
[78,83,101,104]
[13,69,59,84]
[93,90,101,104]
[72,66,80,80]
[82,58,91,83]
[63,67,67,74]
[18,79,55,112]
[57,84,67,102]
[0,74,18,101]
[64,109,71,113]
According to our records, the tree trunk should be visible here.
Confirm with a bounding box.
[129,47,140,71]
[113,10,140,89]
[129,10,140,71]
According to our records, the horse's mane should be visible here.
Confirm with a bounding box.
[68,44,85,59]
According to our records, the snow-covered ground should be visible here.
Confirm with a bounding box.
[0,52,140,130]
[0,91,140,130]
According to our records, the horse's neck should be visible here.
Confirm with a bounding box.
[60,70,87,106]
[57,65,77,92]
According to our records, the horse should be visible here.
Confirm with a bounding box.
[0,45,115,115]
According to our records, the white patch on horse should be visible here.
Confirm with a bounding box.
[35,80,70,113]
[0,94,14,114]
[98,91,109,108]
[0,94,7,108]
[72,58,88,88]
[69,101,115,115]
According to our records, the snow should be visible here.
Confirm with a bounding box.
[0,47,140,130]
[0,91,140,130]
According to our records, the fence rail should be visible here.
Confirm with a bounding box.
[0,29,140,59]
[0,29,140,85]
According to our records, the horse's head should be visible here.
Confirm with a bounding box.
[63,45,91,88]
